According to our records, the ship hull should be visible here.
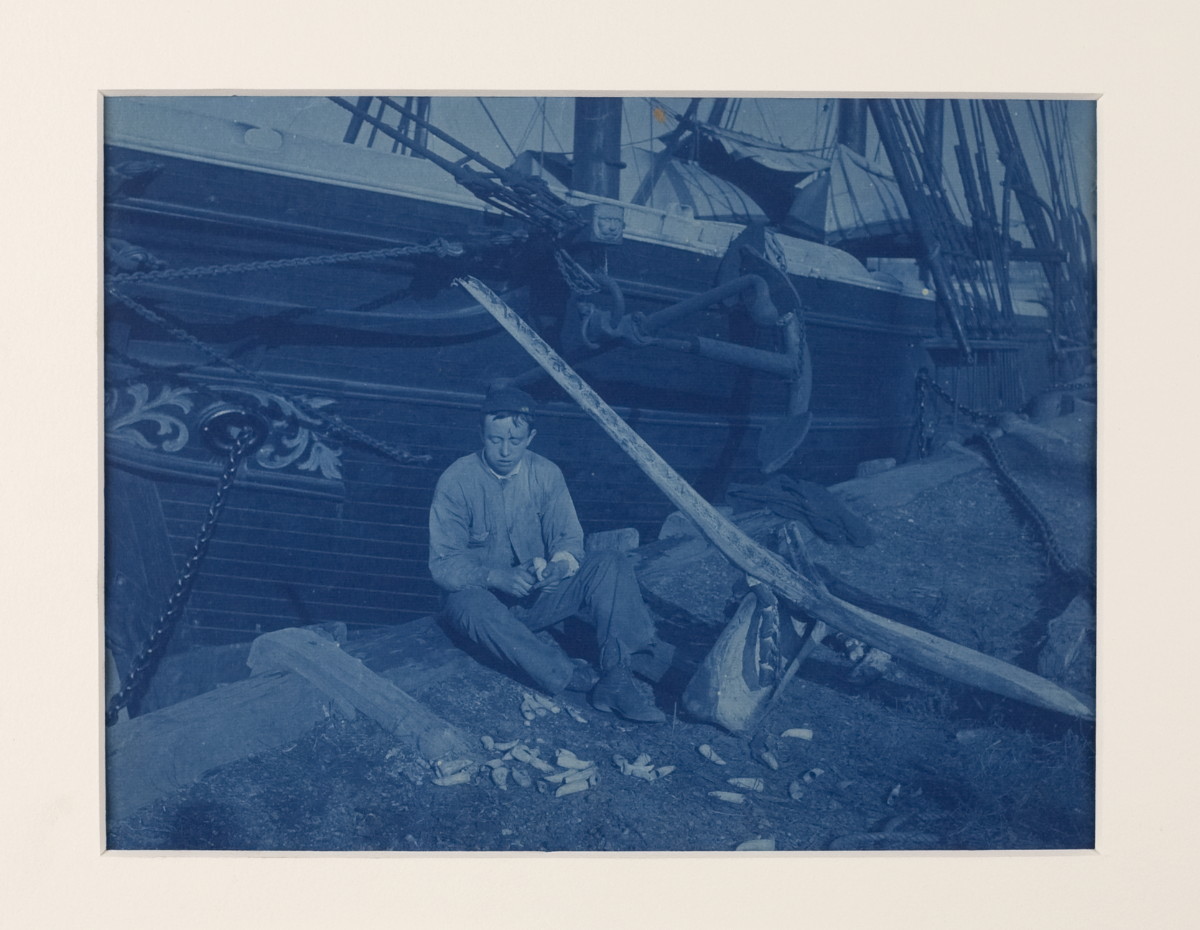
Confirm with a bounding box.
[103,113,1059,652]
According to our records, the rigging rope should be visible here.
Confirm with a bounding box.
[477,97,517,160]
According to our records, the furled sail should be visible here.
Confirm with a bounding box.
[785,144,913,248]
[511,147,770,224]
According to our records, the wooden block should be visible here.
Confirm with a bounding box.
[855,457,897,479]
[106,618,479,825]
[248,627,472,763]
[584,527,640,553]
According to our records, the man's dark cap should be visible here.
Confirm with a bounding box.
[481,385,536,417]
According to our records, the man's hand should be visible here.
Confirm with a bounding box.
[534,557,572,593]
[487,565,536,598]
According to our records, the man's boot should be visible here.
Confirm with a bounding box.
[591,663,666,723]
[565,658,600,693]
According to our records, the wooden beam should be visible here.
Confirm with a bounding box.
[107,619,477,825]
[106,671,329,825]
[248,627,473,763]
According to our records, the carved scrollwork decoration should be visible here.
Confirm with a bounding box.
[105,383,194,452]
[205,387,345,480]
[105,381,344,481]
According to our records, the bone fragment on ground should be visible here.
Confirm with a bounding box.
[529,693,562,713]
[758,750,780,770]
[698,744,727,765]
[613,754,656,780]
[727,777,764,792]
[510,744,555,773]
[709,791,746,804]
[556,748,593,769]
[781,728,814,740]
[435,757,476,778]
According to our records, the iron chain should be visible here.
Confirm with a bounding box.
[915,375,934,458]
[554,249,602,295]
[915,371,1094,596]
[975,430,1096,596]
[105,239,464,285]
[105,428,256,726]
[106,287,430,465]
[917,370,995,423]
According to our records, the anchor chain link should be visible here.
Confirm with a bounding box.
[975,430,1096,595]
[554,249,602,296]
[914,371,1095,596]
[105,428,256,726]
[105,239,464,285]
[917,369,995,423]
[915,373,935,458]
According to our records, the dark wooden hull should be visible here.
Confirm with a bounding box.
[103,123,1060,654]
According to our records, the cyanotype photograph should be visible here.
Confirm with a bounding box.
[102,94,1096,851]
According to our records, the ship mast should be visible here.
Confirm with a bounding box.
[571,98,624,198]
[836,99,868,155]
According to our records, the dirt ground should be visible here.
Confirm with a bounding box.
[109,402,1096,852]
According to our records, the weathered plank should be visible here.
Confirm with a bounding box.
[137,640,254,714]
[106,618,477,825]
[105,466,179,687]
[830,442,987,514]
[248,627,473,763]
[106,671,329,825]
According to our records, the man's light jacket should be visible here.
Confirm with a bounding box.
[428,451,585,592]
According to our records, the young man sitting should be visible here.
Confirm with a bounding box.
[428,385,668,723]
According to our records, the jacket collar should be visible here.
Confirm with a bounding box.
[476,451,524,481]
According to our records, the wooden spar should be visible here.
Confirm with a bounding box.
[455,276,1094,721]
[572,98,623,199]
